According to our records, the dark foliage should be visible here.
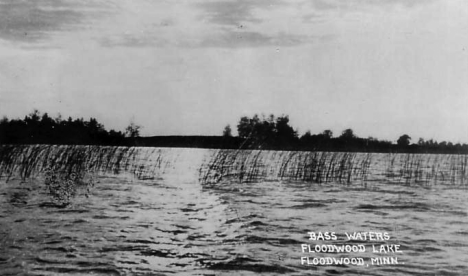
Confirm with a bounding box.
[397,134,411,147]
[236,114,298,150]
[222,125,232,137]
[2,110,468,154]
[0,110,127,146]
[234,114,468,154]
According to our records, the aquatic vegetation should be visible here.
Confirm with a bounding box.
[200,149,468,187]
[200,150,373,185]
[1,145,468,188]
[2,146,468,275]
[44,165,95,206]
[381,153,468,186]
[0,145,163,181]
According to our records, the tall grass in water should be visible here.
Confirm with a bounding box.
[381,153,468,186]
[200,150,468,187]
[0,145,174,181]
[1,145,468,188]
[200,150,373,185]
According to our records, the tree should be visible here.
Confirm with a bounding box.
[418,138,425,145]
[275,115,297,140]
[397,134,411,147]
[223,125,232,137]
[125,122,141,138]
[235,114,298,149]
[340,128,355,139]
[322,130,333,139]
[237,115,256,139]
[26,109,40,122]
[0,110,127,145]
[87,118,104,132]
[301,130,312,139]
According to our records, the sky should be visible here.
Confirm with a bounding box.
[1,0,468,143]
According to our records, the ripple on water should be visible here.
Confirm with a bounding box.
[1,162,468,275]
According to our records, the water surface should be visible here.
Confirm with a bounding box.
[0,147,467,275]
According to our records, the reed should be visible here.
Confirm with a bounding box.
[382,153,468,186]
[200,150,468,187]
[200,150,374,185]
[43,163,95,206]
[1,145,468,188]
[0,145,173,181]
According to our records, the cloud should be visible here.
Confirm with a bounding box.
[99,29,310,49]
[1,0,436,49]
[196,0,437,28]
[99,33,169,48]
[0,0,112,43]
[309,0,436,11]
[97,0,312,49]
[0,0,324,48]
[196,0,282,26]
[193,0,314,48]
[198,29,323,48]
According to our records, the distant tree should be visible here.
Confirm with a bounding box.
[397,134,411,147]
[40,113,55,129]
[418,138,425,145]
[428,139,437,147]
[55,113,63,124]
[299,130,313,143]
[0,110,126,145]
[237,115,257,139]
[301,130,312,139]
[340,128,355,139]
[125,122,141,138]
[87,118,104,132]
[26,109,40,123]
[275,115,297,140]
[322,130,333,139]
[223,125,232,137]
[236,114,269,141]
[235,114,298,149]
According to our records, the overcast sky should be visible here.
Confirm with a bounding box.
[1,0,468,143]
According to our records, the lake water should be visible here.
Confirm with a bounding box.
[0,146,468,275]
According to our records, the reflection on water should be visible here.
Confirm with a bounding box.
[0,148,468,275]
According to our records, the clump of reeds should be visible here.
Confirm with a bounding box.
[199,150,373,185]
[3,145,468,188]
[383,153,468,186]
[201,149,468,187]
[0,145,173,182]
[43,164,95,206]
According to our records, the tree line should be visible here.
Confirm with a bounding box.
[224,114,468,154]
[0,110,139,146]
[2,110,468,154]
